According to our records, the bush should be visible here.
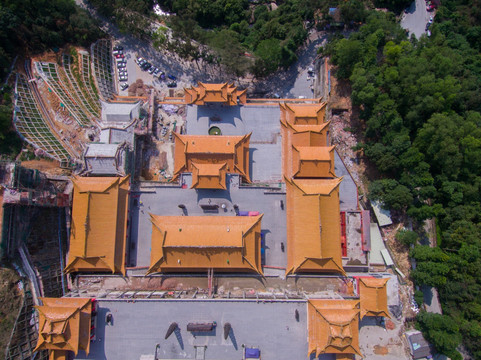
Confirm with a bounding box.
[414,289,424,307]
[396,229,419,246]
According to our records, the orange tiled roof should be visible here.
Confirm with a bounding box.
[184,82,247,105]
[35,297,92,359]
[281,119,331,180]
[359,277,390,319]
[290,121,331,147]
[308,299,362,357]
[148,215,263,274]
[280,102,327,126]
[291,145,336,178]
[191,162,228,189]
[65,176,130,275]
[174,133,251,184]
[285,177,345,275]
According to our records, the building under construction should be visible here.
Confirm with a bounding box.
[2,83,399,360]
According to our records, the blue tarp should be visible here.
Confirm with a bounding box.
[245,348,260,359]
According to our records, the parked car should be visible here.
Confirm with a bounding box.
[148,66,155,74]
[153,68,160,76]
[118,70,127,75]
[115,53,125,59]
[425,22,431,31]
[142,63,151,71]
[167,81,177,88]
[120,83,128,90]
[136,57,144,65]
[117,62,126,68]
[119,75,128,81]
[159,72,166,80]
[113,45,124,51]
[168,74,177,81]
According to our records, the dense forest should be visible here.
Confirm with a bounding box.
[326,3,481,359]
[0,0,102,79]
[159,0,315,77]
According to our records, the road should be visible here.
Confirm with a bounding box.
[401,0,431,39]
[255,30,327,98]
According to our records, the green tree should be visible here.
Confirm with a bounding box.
[411,246,450,287]
[416,311,463,360]
[253,38,282,77]
[396,229,419,246]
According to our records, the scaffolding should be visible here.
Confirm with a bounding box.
[62,54,101,118]
[13,74,71,165]
[80,51,102,113]
[34,62,92,127]
[91,39,116,101]
[4,284,49,360]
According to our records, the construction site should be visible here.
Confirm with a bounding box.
[0,39,413,360]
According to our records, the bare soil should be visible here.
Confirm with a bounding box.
[0,268,23,357]
[20,159,69,176]
[373,345,390,355]
[328,67,369,196]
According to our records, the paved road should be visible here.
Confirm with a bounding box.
[422,285,442,314]
[401,0,430,39]
[255,31,327,98]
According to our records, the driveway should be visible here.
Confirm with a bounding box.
[401,0,431,39]
[254,30,327,98]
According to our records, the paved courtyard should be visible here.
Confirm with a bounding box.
[186,104,283,182]
[76,300,307,360]
[129,180,287,274]
[128,102,360,276]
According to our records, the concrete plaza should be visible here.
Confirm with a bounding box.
[77,300,308,360]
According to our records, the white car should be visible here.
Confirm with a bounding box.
[120,83,128,90]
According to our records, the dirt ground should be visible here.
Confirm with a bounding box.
[19,159,69,176]
[74,274,355,298]
[328,75,369,196]
[141,140,173,181]
[142,103,185,181]
[0,268,23,356]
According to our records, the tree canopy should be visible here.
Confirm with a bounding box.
[328,7,481,359]
[0,0,102,80]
